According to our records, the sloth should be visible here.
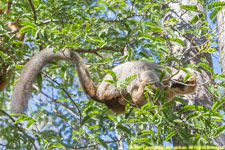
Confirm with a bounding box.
[11,48,197,114]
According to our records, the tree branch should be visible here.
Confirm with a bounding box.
[5,0,12,14]
[0,109,38,150]
[73,139,120,149]
[42,72,83,127]
[27,0,37,24]
[72,46,123,54]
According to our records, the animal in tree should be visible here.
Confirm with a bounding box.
[11,48,197,114]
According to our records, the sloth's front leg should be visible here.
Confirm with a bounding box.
[131,80,146,105]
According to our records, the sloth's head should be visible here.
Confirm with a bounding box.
[170,70,197,95]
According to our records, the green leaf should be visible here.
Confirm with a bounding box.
[14,115,32,124]
[36,73,43,90]
[0,51,7,59]
[212,99,225,111]
[178,105,196,114]
[26,119,36,128]
[137,130,153,136]
[94,136,108,149]
[187,112,199,120]
[89,125,100,130]
[150,26,162,32]
[117,74,136,88]
[196,105,208,111]
[159,71,166,82]
[177,130,190,142]
[108,115,117,123]
[212,101,220,111]
[141,103,153,110]
[116,124,131,135]
[56,98,70,103]
[197,0,204,5]
[153,88,160,101]
[144,21,157,26]
[210,8,221,20]
[139,33,152,40]
[180,5,200,12]
[81,113,96,126]
[162,101,176,109]
[165,130,177,141]
[193,134,200,145]
[207,1,225,9]
[201,47,217,53]
[170,38,185,47]
[104,70,117,79]
[173,119,182,124]
[155,36,166,43]
[21,21,35,26]
[132,138,151,144]
[50,143,66,150]
[125,74,137,82]
[104,80,114,84]
[94,6,106,11]
[214,125,225,137]
[198,63,213,74]
[190,13,204,24]
[19,25,34,33]
[183,73,191,83]
[14,65,24,71]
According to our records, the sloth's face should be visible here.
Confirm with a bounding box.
[170,70,197,95]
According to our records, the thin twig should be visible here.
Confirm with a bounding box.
[42,72,83,127]
[73,46,123,53]
[0,109,38,150]
[104,14,142,23]
[27,0,37,24]
[32,84,80,120]
[74,139,120,149]
[5,0,12,14]
[0,30,19,37]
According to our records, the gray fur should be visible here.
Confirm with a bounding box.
[11,48,197,114]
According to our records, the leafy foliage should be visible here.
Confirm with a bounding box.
[0,0,224,149]
[206,1,225,9]
[180,5,200,12]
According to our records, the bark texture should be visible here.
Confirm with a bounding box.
[218,0,225,73]
[166,0,225,146]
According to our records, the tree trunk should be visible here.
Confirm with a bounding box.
[216,0,225,146]
[166,0,225,146]
[218,1,225,74]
